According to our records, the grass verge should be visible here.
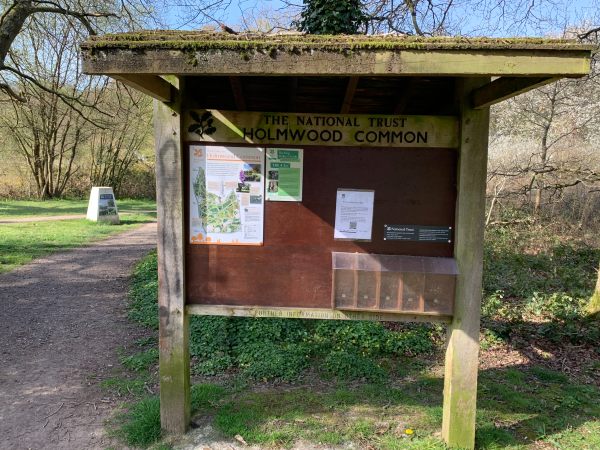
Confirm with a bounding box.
[0,215,154,273]
[0,198,156,217]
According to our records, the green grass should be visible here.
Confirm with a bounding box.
[120,348,159,372]
[115,364,600,449]
[115,219,600,449]
[0,215,154,273]
[101,376,151,397]
[116,384,226,447]
[0,198,156,217]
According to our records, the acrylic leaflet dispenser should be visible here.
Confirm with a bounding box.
[332,252,458,315]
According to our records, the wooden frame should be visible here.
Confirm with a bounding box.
[80,32,593,450]
[442,78,490,448]
[187,304,451,323]
[155,78,190,433]
[84,47,591,78]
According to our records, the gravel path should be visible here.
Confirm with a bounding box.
[0,223,157,449]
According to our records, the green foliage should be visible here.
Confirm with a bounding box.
[118,396,161,447]
[207,365,600,449]
[296,0,367,35]
[480,329,506,350]
[116,384,226,449]
[484,226,598,299]
[120,348,159,372]
[191,383,227,411]
[322,349,386,381]
[238,342,310,381]
[187,314,439,381]
[482,224,600,346]
[128,251,159,329]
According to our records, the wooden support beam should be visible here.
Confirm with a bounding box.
[340,76,359,114]
[288,77,298,112]
[187,304,452,324]
[471,76,557,109]
[114,74,173,102]
[393,78,414,114]
[84,48,592,77]
[442,77,490,450]
[155,77,190,435]
[229,76,246,111]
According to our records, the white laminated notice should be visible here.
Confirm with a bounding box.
[334,189,375,241]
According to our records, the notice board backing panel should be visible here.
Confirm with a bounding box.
[186,145,457,308]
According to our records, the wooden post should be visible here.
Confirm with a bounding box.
[154,77,190,434]
[442,77,490,449]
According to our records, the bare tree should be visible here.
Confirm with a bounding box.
[88,83,153,195]
[0,0,162,103]
[0,11,108,198]
[488,77,600,221]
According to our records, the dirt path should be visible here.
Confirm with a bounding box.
[0,223,157,449]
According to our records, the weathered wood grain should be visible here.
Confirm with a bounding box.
[187,304,452,323]
[83,48,591,78]
[114,74,173,102]
[155,77,190,434]
[441,78,490,449]
[470,76,557,109]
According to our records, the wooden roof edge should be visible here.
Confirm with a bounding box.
[81,31,596,52]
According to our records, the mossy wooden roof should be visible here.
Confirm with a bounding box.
[82,31,592,77]
[81,31,593,110]
[83,31,593,52]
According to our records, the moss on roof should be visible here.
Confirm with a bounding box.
[82,31,594,52]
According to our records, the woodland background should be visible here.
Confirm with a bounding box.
[1,0,600,229]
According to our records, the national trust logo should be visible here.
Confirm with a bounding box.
[188,110,217,138]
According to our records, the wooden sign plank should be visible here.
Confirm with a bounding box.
[184,110,459,148]
[187,304,451,324]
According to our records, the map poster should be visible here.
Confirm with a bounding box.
[190,145,265,245]
[334,189,375,241]
[266,148,303,202]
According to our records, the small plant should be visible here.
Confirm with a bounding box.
[322,349,387,382]
[238,342,310,381]
[480,329,505,350]
[100,377,148,397]
[120,348,159,372]
[118,396,161,447]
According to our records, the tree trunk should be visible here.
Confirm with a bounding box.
[586,262,600,318]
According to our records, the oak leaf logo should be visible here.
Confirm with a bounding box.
[188,111,217,137]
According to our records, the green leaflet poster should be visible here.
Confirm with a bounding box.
[266,148,303,202]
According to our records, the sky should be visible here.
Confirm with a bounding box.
[160,0,600,37]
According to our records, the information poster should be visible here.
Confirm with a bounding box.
[334,189,375,241]
[98,193,118,217]
[190,145,265,245]
[266,148,303,202]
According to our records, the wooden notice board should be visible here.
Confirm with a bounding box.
[185,144,457,309]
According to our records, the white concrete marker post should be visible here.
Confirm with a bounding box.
[86,187,120,224]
